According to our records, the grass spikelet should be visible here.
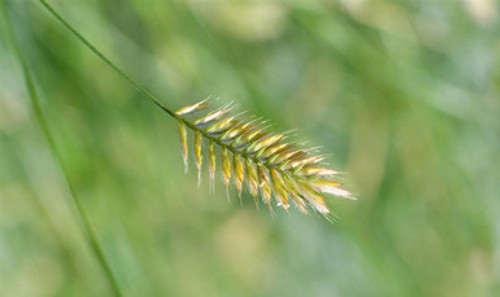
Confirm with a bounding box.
[233,154,245,197]
[175,99,354,215]
[297,167,339,177]
[208,140,216,194]
[261,143,291,159]
[175,98,209,116]
[193,105,231,126]
[221,147,231,198]
[245,158,259,199]
[177,121,188,172]
[257,164,273,208]
[283,176,308,214]
[269,169,289,210]
[206,115,237,134]
[194,130,203,186]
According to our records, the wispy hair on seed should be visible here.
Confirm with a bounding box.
[176,99,354,216]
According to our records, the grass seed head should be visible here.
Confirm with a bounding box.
[175,99,354,216]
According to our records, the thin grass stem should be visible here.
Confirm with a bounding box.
[37,0,352,217]
[39,0,176,118]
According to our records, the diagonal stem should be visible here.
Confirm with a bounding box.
[5,2,124,296]
[36,1,283,175]
[39,0,176,118]
[38,0,347,219]
[38,0,315,195]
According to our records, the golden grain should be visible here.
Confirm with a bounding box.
[175,100,353,215]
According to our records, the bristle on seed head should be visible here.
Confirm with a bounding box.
[174,99,354,217]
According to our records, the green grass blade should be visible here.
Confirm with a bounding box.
[4,2,124,296]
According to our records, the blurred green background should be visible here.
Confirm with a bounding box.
[1,0,500,296]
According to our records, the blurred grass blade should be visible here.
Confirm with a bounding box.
[10,2,125,296]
